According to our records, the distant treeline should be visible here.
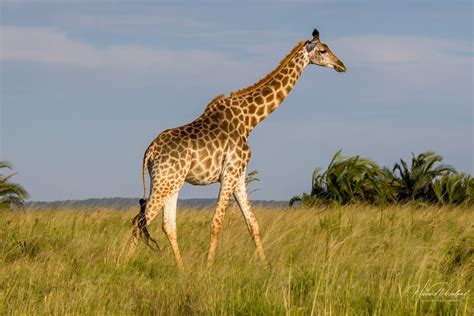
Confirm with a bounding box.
[291,151,473,206]
[27,197,288,210]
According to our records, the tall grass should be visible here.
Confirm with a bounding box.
[1,205,472,315]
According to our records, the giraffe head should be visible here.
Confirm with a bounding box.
[305,29,346,73]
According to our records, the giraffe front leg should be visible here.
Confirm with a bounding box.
[233,171,267,266]
[207,175,238,266]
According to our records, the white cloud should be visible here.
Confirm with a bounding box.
[1,26,100,67]
[3,27,471,81]
[1,26,472,106]
[0,26,246,75]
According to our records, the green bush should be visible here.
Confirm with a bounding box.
[317,150,395,204]
[389,152,454,202]
[291,151,472,206]
[433,173,474,205]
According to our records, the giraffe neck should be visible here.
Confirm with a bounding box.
[231,45,309,135]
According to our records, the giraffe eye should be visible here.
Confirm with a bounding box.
[320,50,327,54]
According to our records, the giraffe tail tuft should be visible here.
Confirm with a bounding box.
[133,196,161,252]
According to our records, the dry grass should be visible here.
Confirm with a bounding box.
[0,204,472,315]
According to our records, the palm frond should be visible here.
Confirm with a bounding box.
[0,161,29,209]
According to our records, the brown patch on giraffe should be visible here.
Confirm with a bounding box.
[217,132,227,142]
[231,106,240,116]
[254,96,264,105]
[221,120,229,132]
[230,99,240,106]
[229,41,306,97]
[276,91,285,102]
[197,138,206,148]
[168,141,179,150]
[261,86,273,97]
[194,165,204,174]
[169,150,179,159]
[251,116,258,127]
[265,94,275,102]
[230,130,239,139]
[272,80,282,90]
[224,108,233,120]
[203,157,212,169]
[198,148,210,159]
[231,117,240,126]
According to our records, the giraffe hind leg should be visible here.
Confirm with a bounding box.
[138,199,162,252]
[162,191,183,268]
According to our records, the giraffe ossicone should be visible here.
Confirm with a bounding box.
[127,28,346,267]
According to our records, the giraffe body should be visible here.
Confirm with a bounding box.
[128,29,346,266]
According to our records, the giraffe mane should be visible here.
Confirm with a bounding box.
[230,40,306,97]
[202,93,226,116]
[207,94,226,105]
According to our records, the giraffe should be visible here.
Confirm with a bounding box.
[127,29,346,267]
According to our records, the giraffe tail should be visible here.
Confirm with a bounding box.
[134,147,161,252]
[133,198,161,252]
[142,147,153,200]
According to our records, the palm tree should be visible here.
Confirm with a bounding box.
[0,161,29,209]
[315,150,395,204]
[433,173,474,205]
[390,152,454,202]
[291,150,395,206]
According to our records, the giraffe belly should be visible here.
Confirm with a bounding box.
[185,165,222,185]
[184,134,227,185]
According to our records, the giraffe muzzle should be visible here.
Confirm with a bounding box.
[334,61,346,73]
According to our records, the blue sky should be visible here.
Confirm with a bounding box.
[1,0,472,201]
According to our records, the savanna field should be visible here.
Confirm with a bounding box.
[1,205,472,315]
